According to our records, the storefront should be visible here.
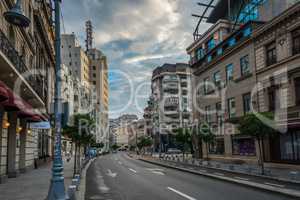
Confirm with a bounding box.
[231,135,256,156]
[209,137,225,155]
[269,130,300,164]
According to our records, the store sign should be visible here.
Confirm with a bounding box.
[30,121,51,129]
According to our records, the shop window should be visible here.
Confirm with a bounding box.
[243,93,251,114]
[292,29,300,56]
[232,136,256,156]
[240,55,250,76]
[266,42,277,66]
[295,77,300,105]
[227,98,236,118]
[209,138,225,155]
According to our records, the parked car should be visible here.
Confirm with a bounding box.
[166,148,182,154]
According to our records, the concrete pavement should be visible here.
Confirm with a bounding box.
[0,156,75,200]
[85,152,297,200]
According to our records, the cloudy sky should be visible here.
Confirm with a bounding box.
[62,0,211,119]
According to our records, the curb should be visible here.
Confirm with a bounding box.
[75,158,96,200]
[139,158,300,199]
[161,158,300,185]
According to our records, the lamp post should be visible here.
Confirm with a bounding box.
[47,0,66,199]
[3,0,30,27]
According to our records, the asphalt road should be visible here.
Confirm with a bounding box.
[85,153,297,200]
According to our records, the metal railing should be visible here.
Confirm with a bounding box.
[0,29,46,101]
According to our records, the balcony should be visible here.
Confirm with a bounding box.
[164,110,179,117]
[0,29,45,107]
[164,97,179,107]
[163,82,178,93]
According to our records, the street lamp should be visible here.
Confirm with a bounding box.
[47,0,66,199]
[4,0,30,28]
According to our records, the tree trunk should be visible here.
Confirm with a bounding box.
[205,143,209,161]
[257,137,265,175]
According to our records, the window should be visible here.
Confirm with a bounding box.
[226,64,234,83]
[209,138,225,155]
[196,48,204,60]
[266,42,277,66]
[69,62,72,66]
[93,73,96,78]
[207,38,215,51]
[216,102,223,125]
[240,55,250,76]
[213,71,221,87]
[93,66,96,70]
[227,98,236,118]
[292,29,300,55]
[294,78,300,105]
[268,88,277,111]
[232,136,256,156]
[243,93,251,114]
[205,105,212,123]
[204,77,209,94]
[93,81,96,85]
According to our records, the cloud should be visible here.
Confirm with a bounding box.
[62,0,211,118]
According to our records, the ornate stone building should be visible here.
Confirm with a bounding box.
[0,0,55,182]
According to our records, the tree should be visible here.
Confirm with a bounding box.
[237,112,277,175]
[174,128,192,160]
[137,136,153,155]
[111,144,119,151]
[198,123,215,161]
[62,114,95,174]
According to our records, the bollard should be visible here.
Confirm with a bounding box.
[67,185,77,200]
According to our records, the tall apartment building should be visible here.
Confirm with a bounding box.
[187,0,300,164]
[151,63,192,152]
[0,0,55,182]
[87,49,109,147]
[61,34,93,115]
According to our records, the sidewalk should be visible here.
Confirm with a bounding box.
[0,156,74,200]
[138,155,300,198]
[150,154,300,183]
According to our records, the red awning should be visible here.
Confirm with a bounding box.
[0,81,8,102]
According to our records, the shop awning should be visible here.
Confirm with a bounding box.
[0,81,8,102]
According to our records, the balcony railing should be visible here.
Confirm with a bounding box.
[0,29,45,102]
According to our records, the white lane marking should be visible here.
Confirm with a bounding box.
[107,169,117,178]
[129,168,137,173]
[198,170,207,173]
[214,172,224,176]
[264,182,285,188]
[146,168,165,171]
[152,171,165,176]
[167,187,197,200]
[234,177,249,181]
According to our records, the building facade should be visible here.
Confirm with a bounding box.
[151,63,192,152]
[0,0,55,182]
[187,0,300,164]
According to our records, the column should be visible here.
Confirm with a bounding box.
[19,119,27,173]
[7,111,18,178]
[0,107,7,183]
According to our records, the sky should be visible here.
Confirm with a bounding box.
[61,0,211,119]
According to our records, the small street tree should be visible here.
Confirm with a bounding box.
[198,123,215,161]
[62,114,95,174]
[137,136,153,155]
[237,112,277,175]
[174,127,192,160]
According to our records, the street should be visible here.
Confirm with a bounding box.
[85,153,296,200]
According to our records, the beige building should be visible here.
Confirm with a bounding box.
[187,0,300,165]
[0,0,55,182]
[87,49,109,146]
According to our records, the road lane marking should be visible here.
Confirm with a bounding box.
[129,168,137,173]
[107,169,117,178]
[146,168,164,171]
[264,182,285,188]
[198,170,207,173]
[234,177,249,181]
[167,187,197,200]
[152,171,165,175]
[213,172,224,176]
